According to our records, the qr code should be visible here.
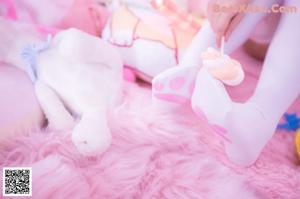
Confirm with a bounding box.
[2,167,32,197]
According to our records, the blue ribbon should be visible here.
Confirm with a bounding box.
[21,35,52,83]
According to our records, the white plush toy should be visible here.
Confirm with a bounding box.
[102,0,202,82]
[1,18,123,155]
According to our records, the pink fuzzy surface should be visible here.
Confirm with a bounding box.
[0,49,300,199]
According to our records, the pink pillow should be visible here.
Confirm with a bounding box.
[0,64,43,141]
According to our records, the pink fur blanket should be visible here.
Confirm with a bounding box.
[0,49,299,198]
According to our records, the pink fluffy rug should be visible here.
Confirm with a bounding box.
[1,49,300,199]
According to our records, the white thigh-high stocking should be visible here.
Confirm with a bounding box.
[225,0,300,166]
[190,0,276,126]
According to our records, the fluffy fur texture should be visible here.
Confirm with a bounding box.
[0,81,299,198]
[0,42,300,199]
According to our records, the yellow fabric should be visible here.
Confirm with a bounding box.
[296,129,300,156]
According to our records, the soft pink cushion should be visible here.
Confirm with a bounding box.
[0,63,43,141]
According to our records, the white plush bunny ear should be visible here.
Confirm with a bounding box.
[21,35,52,82]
